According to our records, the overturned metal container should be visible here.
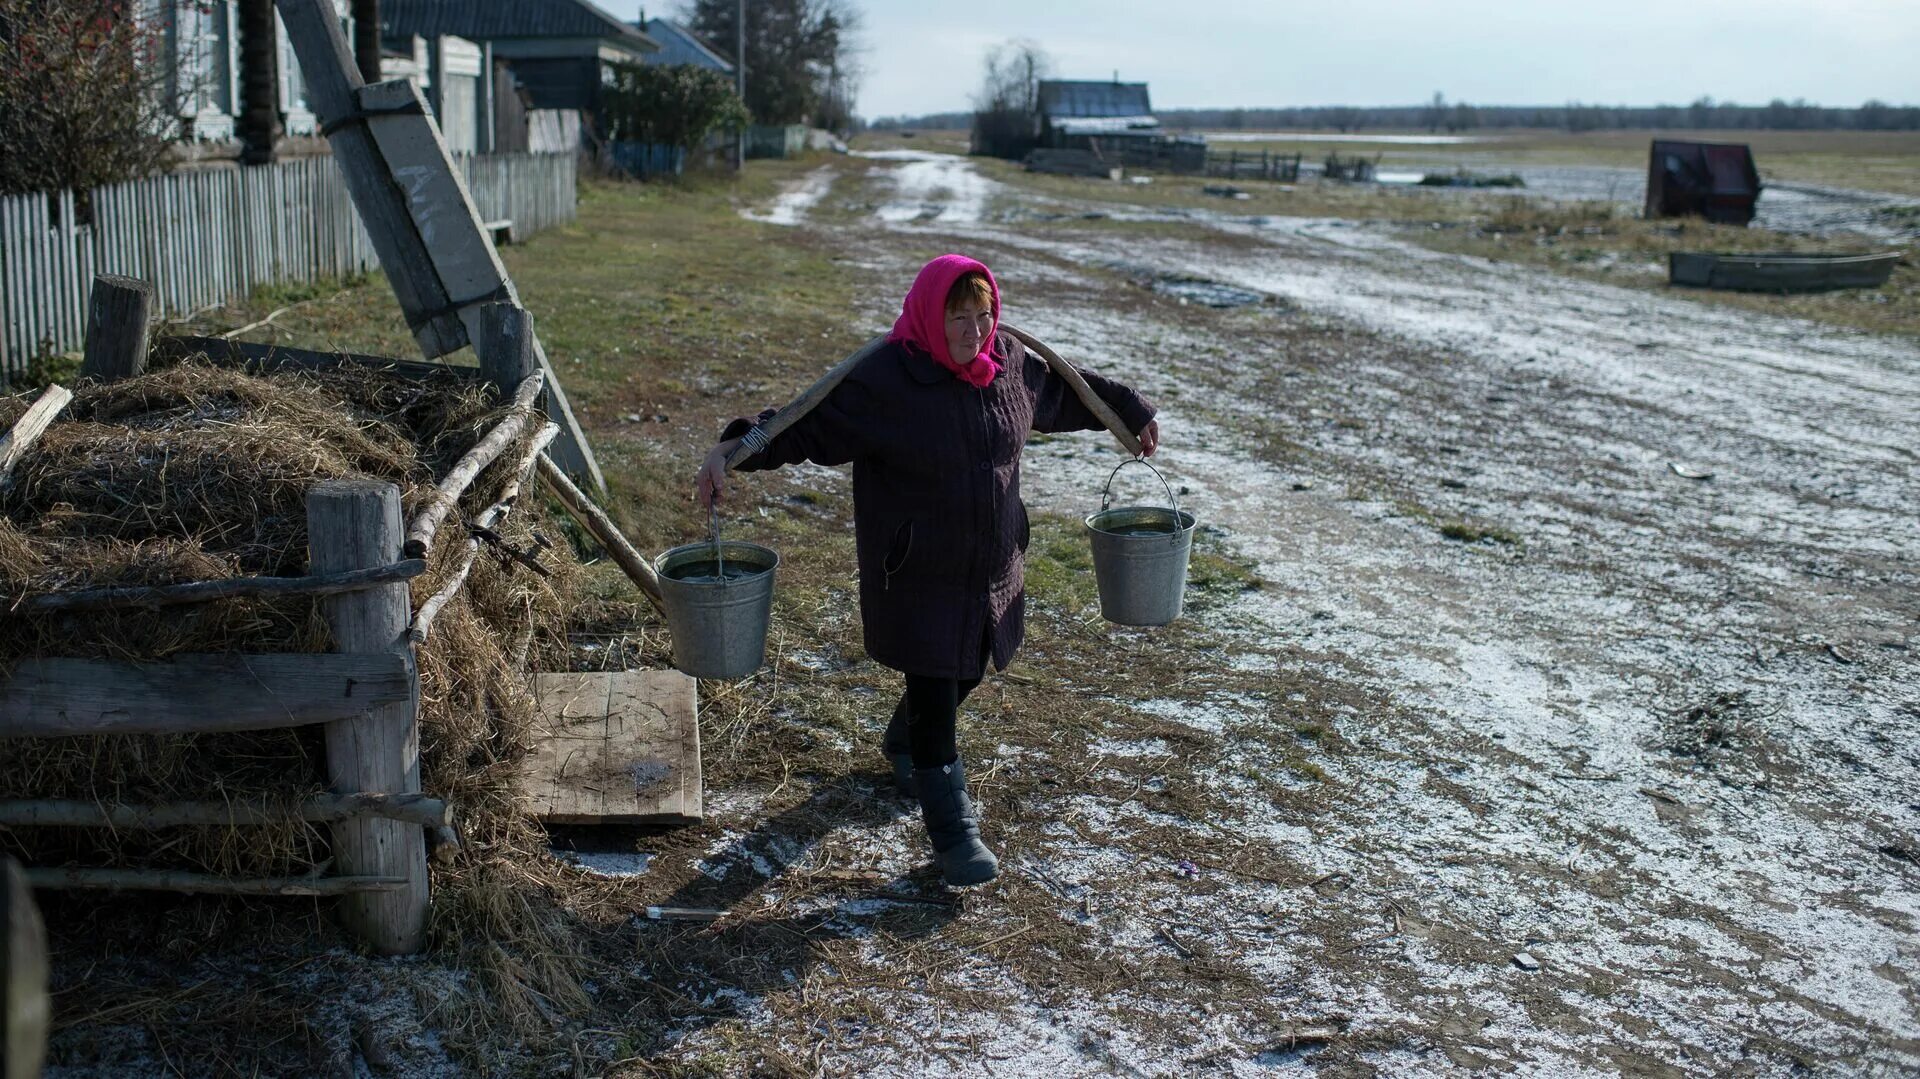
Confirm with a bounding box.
[655,517,779,678]
[1084,459,1194,627]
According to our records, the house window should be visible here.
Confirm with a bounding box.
[173,0,236,134]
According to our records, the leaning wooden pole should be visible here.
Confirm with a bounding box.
[4,856,48,1079]
[307,480,429,955]
[536,455,665,611]
[403,371,544,558]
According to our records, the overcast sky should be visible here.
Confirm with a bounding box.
[613,0,1919,119]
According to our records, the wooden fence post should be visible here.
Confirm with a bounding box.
[474,301,537,396]
[306,479,428,955]
[80,274,153,383]
[4,855,49,1079]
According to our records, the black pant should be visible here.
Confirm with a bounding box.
[901,671,984,769]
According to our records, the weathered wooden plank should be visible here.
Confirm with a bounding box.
[357,79,514,316]
[522,670,702,825]
[353,80,602,491]
[307,480,429,955]
[157,335,486,383]
[0,653,412,739]
[21,868,407,896]
[16,558,426,613]
[0,384,71,488]
[273,0,464,357]
[0,793,450,830]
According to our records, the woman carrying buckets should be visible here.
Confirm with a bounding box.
[694,254,1161,887]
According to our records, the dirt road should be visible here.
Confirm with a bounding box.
[699,151,1920,1075]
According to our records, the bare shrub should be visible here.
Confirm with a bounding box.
[0,0,177,197]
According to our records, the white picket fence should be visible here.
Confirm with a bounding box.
[0,151,577,383]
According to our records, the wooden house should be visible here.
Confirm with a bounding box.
[381,0,661,149]
[636,17,735,75]
[1038,79,1162,149]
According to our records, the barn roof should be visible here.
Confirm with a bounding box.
[382,0,658,49]
[1037,80,1153,120]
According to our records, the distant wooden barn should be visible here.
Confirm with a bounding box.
[973,77,1202,168]
[1037,80,1161,148]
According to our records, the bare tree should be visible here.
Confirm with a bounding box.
[1421,91,1446,133]
[976,38,1051,113]
[0,0,179,197]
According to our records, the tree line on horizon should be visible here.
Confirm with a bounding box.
[869,97,1920,133]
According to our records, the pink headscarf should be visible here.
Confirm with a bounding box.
[888,254,1001,388]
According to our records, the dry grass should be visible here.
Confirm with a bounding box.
[1,353,600,1068]
[1421,199,1919,337]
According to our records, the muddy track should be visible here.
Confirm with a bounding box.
[710,155,1920,1075]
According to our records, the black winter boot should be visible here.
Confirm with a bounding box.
[912,758,998,886]
[882,697,915,796]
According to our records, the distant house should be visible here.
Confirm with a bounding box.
[381,0,660,148]
[142,0,331,142]
[635,17,734,74]
[379,33,492,153]
[1037,80,1162,147]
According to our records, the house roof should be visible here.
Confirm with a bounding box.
[640,18,734,73]
[1037,80,1153,120]
[1054,115,1161,136]
[382,0,659,50]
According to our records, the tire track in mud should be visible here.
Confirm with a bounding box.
[713,153,1920,1075]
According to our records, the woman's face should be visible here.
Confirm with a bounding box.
[945,299,993,363]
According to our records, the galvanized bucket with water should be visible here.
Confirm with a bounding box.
[655,511,779,679]
[1084,458,1195,626]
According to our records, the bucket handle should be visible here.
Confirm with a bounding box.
[1100,457,1182,521]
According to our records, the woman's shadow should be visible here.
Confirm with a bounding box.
[548,766,960,1039]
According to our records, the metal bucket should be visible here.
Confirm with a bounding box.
[1084,458,1195,627]
[655,512,779,679]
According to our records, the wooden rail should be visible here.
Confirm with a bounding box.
[0,653,413,739]
[23,869,409,896]
[403,370,544,559]
[0,793,450,830]
[15,559,426,613]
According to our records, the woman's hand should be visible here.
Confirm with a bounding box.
[694,438,742,510]
[1137,419,1160,457]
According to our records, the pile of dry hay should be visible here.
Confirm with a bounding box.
[0,355,605,1049]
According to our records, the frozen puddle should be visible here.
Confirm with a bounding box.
[743,165,835,226]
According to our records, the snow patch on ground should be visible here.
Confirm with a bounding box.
[743,165,836,226]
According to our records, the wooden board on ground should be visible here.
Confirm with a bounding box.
[524,671,701,825]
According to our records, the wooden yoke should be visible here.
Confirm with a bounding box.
[720,326,1143,471]
[1000,325,1143,456]
[723,334,890,470]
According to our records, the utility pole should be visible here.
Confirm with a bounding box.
[734,0,746,171]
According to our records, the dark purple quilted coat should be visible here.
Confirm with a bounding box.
[722,330,1155,678]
